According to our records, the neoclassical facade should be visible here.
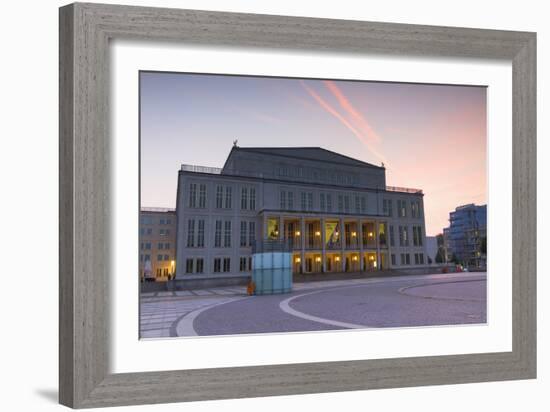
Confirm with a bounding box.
[175,146,427,278]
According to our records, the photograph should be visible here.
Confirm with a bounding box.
[138,71,488,339]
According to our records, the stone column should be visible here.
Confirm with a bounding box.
[358,219,364,271]
[375,220,381,271]
[321,217,326,272]
[300,217,306,274]
[339,217,345,272]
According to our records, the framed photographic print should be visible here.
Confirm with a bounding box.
[59,2,536,408]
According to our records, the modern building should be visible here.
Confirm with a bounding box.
[175,146,428,279]
[443,204,487,269]
[139,208,177,281]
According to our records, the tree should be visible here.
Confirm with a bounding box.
[435,247,445,263]
[480,236,487,255]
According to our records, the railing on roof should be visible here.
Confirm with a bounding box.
[385,185,423,194]
[181,164,222,174]
[140,207,176,213]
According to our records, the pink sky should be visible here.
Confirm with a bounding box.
[140,72,486,235]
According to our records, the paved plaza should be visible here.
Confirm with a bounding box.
[140,272,487,338]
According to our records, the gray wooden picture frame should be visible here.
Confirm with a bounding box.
[59,2,536,409]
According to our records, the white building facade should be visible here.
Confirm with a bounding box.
[175,147,427,279]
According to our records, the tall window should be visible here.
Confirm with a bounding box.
[398,200,407,218]
[344,195,350,213]
[197,220,205,248]
[320,193,326,211]
[280,190,286,209]
[391,254,396,266]
[224,186,232,209]
[223,258,231,272]
[214,220,222,248]
[241,187,248,210]
[196,258,204,273]
[213,258,221,273]
[355,196,361,213]
[188,183,197,208]
[288,191,294,210]
[383,199,392,216]
[360,196,367,214]
[186,219,195,247]
[185,259,193,274]
[198,183,207,208]
[326,194,332,212]
[389,225,395,246]
[239,257,247,272]
[224,221,232,247]
[216,185,223,208]
[301,192,307,210]
[338,195,344,212]
[307,193,313,211]
[249,188,256,210]
[240,221,247,247]
[249,221,256,247]
[413,226,423,246]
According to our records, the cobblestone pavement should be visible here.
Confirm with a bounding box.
[140,272,486,338]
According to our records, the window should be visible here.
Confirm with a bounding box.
[391,254,396,266]
[239,257,247,272]
[326,194,332,212]
[198,184,206,208]
[419,253,424,264]
[159,219,165,225]
[287,191,294,210]
[214,220,222,248]
[164,243,170,249]
[224,186,232,209]
[320,193,325,211]
[166,219,171,225]
[355,196,361,213]
[157,254,163,261]
[224,221,232,247]
[360,196,367,214]
[307,193,313,211]
[406,254,410,265]
[389,225,395,246]
[158,243,164,250]
[301,192,307,210]
[197,220,205,248]
[140,216,153,225]
[223,258,231,272]
[186,219,195,247]
[189,183,197,208]
[344,195,350,213]
[398,200,407,218]
[411,201,418,218]
[399,226,409,246]
[196,258,204,274]
[414,253,419,265]
[241,187,248,210]
[145,242,151,250]
[249,221,256,247]
[280,190,286,209]
[383,199,392,217]
[140,243,144,250]
[160,228,170,236]
[216,185,223,208]
[240,221,247,247]
[248,257,253,271]
[164,254,169,261]
[213,258,221,273]
[249,188,256,210]
[338,195,344,212]
[146,228,152,235]
[144,254,150,262]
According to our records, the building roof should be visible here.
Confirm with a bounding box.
[227,146,384,169]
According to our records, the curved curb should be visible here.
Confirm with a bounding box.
[279,285,372,329]
[172,296,249,337]
[398,278,486,302]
